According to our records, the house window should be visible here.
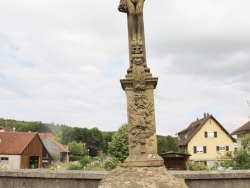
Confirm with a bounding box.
[219,146,226,151]
[216,146,229,151]
[0,157,9,164]
[185,133,188,139]
[194,146,207,154]
[205,131,217,138]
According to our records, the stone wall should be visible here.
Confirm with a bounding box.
[173,170,250,188]
[0,169,249,188]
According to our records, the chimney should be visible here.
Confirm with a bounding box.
[207,113,209,116]
[204,113,206,118]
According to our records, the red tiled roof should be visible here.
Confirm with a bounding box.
[231,121,250,135]
[38,133,55,140]
[0,132,37,154]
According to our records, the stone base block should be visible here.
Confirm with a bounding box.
[123,154,164,167]
[98,166,189,188]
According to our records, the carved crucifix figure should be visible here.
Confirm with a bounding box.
[118,0,145,45]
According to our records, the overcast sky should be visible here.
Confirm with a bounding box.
[0,0,249,136]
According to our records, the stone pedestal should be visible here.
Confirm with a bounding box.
[98,166,188,188]
[120,72,164,167]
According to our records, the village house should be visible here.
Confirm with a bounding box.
[176,113,236,168]
[0,132,51,170]
[231,121,250,151]
[38,133,69,163]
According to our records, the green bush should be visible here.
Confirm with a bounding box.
[189,162,207,171]
[79,156,91,166]
[103,157,121,171]
[67,164,84,170]
[234,150,250,169]
[69,156,83,161]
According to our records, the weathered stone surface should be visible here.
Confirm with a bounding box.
[98,166,188,188]
[1,169,250,188]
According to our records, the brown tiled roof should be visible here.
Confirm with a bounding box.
[0,132,37,154]
[231,121,250,135]
[38,133,55,140]
[177,114,235,146]
[38,133,69,153]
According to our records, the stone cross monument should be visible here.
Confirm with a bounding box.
[118,0,163,167]
[98,2,189,187]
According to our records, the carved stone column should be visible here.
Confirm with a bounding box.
[119,1,164,165]
[120,43,163,166]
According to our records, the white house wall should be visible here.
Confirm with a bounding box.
[0,155,21,170]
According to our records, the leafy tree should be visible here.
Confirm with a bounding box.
[165,135,179,152]
[0,118,43,132]
[157,135,179,154]
[68,141,86,156]
[108,124,129,162]
[37,123,52,133]
[157,136,167,154]
[242,135,250,151]
[234,150,250,169]
[59,126,105,150]
[61,127,76,144]
[88,127,103,148]
[73,127,89,143]
[101,131,115,153]
[233,136,250,169]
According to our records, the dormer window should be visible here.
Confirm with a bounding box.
[185,132,188,139]
[205,131,217,138]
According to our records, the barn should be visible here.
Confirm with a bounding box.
[0,132,51,169]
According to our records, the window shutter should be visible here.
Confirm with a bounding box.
[194,146,197,154]
[226,146,229,151]
[214,131,217,138]
[203,146,207,153]
[205,132,207,138]
[216,146,219,151]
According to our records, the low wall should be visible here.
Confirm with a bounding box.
[173,170,250,188]
[0,169,249,188]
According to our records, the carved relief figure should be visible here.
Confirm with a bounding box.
[118,0,145,44]
[131,43,146,67]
